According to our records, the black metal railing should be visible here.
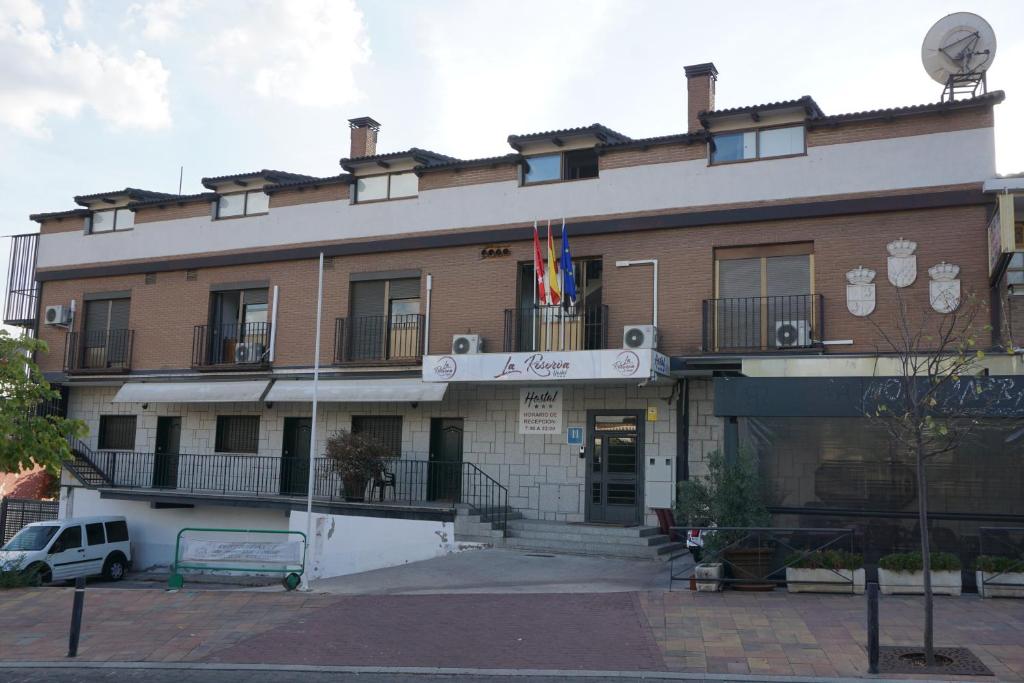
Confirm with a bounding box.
[64,329,134,373]
[62,446,510,534]
[503,303,608,352]
[702,294,823,352]
[669,526,858,589]
[4,233,39,327]
[334,314,425,363]
[192,322,271,368]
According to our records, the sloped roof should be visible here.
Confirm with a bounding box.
[699,96,825,126]
[29,208,91,222]
[811,90,1005,125]
[339,147,458,172]
[596,130,707,152]
[507,123,631,150]
[200,169,316,190]
[264,174,353,194]
[415,153,523,173]
[73,187,177,207]
[129,192,219,208]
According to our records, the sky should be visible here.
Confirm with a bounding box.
[1,0,1023,333]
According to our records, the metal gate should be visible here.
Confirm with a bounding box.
[0,497,59,545]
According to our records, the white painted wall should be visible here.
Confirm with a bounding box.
[37,128,995,270]
[290,511,455,580]
[64,487,289,570]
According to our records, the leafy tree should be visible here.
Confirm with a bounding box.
[0,330,86,474]
[864,289,1010,666]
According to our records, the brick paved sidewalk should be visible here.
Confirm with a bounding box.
[640,590,1024,681]
[1,586,1022,680]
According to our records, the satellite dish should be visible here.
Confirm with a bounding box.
[921,12,996,90]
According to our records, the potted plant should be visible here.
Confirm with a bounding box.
[975,555,1024,598]
[786,550,865,594]
[878,552,962,596]
[324,430,390,503]
[676,449,772,590]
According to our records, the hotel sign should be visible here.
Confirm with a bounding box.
[519,388,563,434]
[423,349,670,383]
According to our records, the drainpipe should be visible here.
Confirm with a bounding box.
[424,274,433,355]
[268,286,280,362]
[676,378,689,484]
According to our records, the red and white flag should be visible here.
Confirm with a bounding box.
[532,222,547,304]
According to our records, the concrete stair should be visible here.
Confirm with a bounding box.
[455,508,686,561]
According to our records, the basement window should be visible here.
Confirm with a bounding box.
[216,190,269,218]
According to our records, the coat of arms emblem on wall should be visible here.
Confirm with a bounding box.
[886,238,917,288]
[845,266,876,317]
[928,262,961,313]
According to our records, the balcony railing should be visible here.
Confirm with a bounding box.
[702,294,823,352]
[334,314,425,364]
[64,329,134,373]
[64,440,509,533]
[503,303,608,352]
[192,322,271,368]
[4,233,38,327]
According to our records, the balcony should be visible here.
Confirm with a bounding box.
[503,303,609,352]
[333,314,425,364]
[702,294,823,352]
[3,233,38,327]
[192,322,271,370]
[64,329,134,374]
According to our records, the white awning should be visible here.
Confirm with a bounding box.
[264,379,448,403]
[112,380,271,404]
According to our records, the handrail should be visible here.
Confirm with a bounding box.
[63,438,113,487]
[461,462,509,535]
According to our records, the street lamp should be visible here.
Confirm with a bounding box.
[615,259,659,327]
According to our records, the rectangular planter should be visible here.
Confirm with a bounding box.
[786,567,865,594]
[976,570,1024,598]
[878,569,961,596]
[695,562,723,592]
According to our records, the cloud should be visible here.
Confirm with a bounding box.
[124,0,192,41]
[62,0,83,30]
[0,0,171,137]
[200,0,370,108]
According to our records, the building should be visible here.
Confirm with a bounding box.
[5,62,1023,574]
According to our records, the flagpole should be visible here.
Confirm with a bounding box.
[560,218,567,351]
[300,252,324,592]
[532,221,538,351]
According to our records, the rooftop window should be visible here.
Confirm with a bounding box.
[711,125,805,164]
[522,149,599,185]
[88,208,134,234]
[217,190,269,218]
[355,172,418,203]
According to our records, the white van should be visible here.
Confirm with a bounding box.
[0,516,132,584]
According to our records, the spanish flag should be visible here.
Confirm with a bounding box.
[532,222,547,304]
[546,220,561,306]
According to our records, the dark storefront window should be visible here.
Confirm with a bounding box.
[352,416,403,458]
[98,415,136,450]
[215,415,260,453]
[744,417,1024,564]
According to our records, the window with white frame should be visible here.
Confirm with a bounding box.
[355,172,418,203]
[89,208,135,234]
[217,190,270,218]
[711,125,805,164]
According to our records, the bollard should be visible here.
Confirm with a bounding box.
[867,581,879,674]
[67,576,86,658]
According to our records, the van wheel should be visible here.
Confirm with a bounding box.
[26,563,51,586]
[103,553,128,582]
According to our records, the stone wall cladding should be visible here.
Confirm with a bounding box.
[686,379,723,480]
[67,382,677,522]
[34,202,990,373]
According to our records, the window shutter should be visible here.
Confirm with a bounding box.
[109,299,131,330]
[765,255,811,296]
[388,278,420,300]
[84,300,109,335]
[717,258,761,298]
[350,280,386,317]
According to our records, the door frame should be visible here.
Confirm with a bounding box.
[584,409,645,525]
[428,417,464,502]
[153,416,181,489]
[280,416,313,496]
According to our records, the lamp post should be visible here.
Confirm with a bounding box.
[615,259,659,327]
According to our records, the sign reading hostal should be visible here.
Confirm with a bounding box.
[423,349,670,383]
[519,388,563,434]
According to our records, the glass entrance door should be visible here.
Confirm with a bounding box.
[586,412,643,524]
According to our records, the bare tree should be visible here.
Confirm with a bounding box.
[864,287,1005,666]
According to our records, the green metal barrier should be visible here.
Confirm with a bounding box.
[169,527,306,591]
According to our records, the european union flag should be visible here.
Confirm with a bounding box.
[560,220,577,307]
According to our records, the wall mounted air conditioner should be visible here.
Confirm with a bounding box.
[452,334,483,354]
[623,325,658,350]
[44,305,71,326]
[235,342,266,364]
[775,320,811,348]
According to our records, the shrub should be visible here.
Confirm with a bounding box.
[879,551,961,573]
[788,550,863,570]
[975,555,1024,573]
[324,429,391,500]
[0,555,40,589]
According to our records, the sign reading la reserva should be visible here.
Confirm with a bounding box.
[422,349,670,383]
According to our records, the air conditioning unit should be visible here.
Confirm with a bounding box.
[775,320,811,348]
[235,342,266,364]
[452,334,483,354]
[44,304,70,326]
[623,325,658,350]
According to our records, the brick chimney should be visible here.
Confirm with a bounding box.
[684,63,718,133]
[348,116,381,158]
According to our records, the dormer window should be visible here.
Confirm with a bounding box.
[522,149,599,185]
[216,190,269,218]
[355,172,417,203]
[711,125,805,164]
[89,208,134,234]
